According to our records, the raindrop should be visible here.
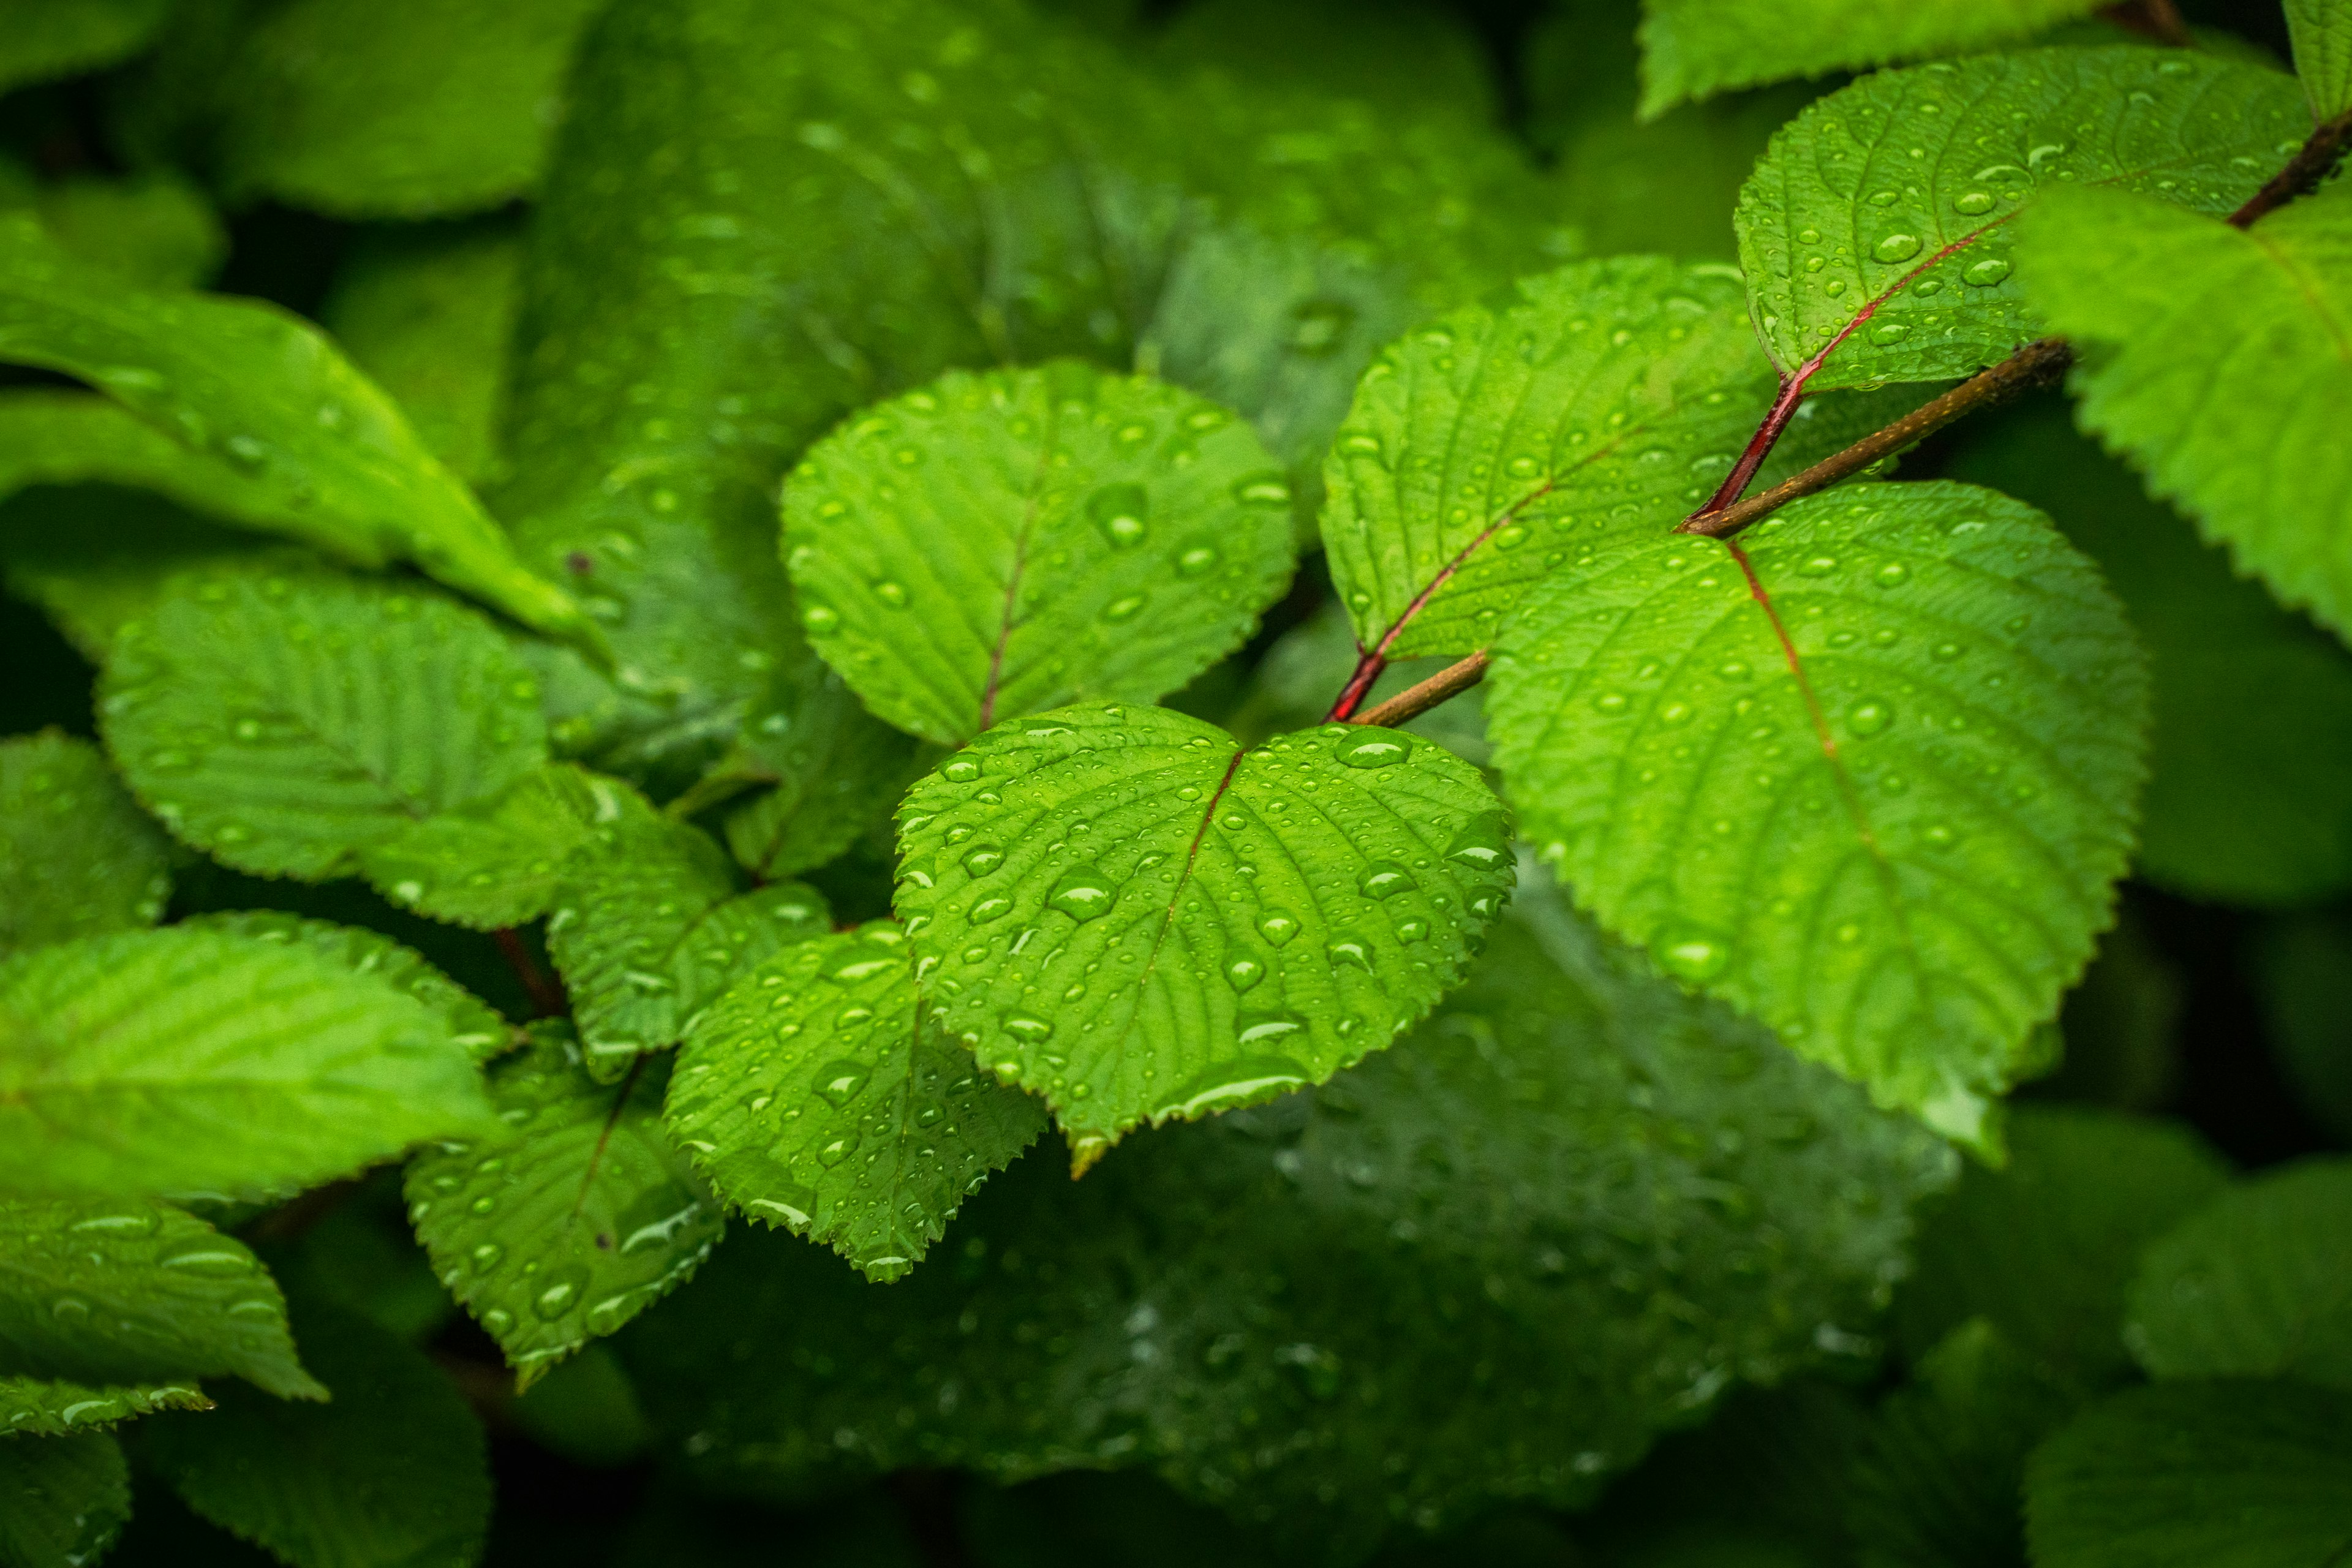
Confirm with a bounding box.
[1872,233,1923,264]
[1357,862,1414,899]
[1962,257,2012,287]
[1001,1010,1054,1042]
[1087,483,1150,548]
[814,1061,870,1106]
[1653,925,1732,984]
[1047,865,1116,922]
[1257,910,1300,947]
[1333,733,1411,769]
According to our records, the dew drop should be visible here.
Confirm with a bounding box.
[1653,925,1732,984]
[1087,483,1150,548]
[814,1061,870,1106]
[1872,232,1922,263]
[1357,862,1414,899]
[1047,865,1116,922]
[1257,910,1300,947]
[1333,733,1410,769]
[1962,256,2012,287]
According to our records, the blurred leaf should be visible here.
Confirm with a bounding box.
[713,664,923,883]
[2286,0,2352,120]
[0,731,170,960]
[508,1343,649,1468]
[1149,0,1494,122]
[0,1431,128,1568]
[24,173,224,290]
[2251,914,2352,1142]
[2045,907,2182,1114]
[0,0,170,96]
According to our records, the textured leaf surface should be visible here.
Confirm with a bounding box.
[0,1197,320,1400]
[404,1029,722,1388]
[1737,48,2305,391]
[717,666,922,882]
[2026,1380,2352,1568]
[0,926,492,1202]
[1892,1106,2227,1386]
[0,0,168,94]
[897,704,1515,1160]
[2125,1159,2352,1392]
[145,1303,491,1568]
[102,562,547,883]
[2288,0,2352,120]
[0,1431,128,1568]
[1638,0,2105,115]
[625,884,1952,1554]
[2018,183,2352,640]
[360,764,605,931]
[26,172,224,291]
[0,732,170,960]
[0,216,586,641]
[320,222,519,485]
[0,1376,208,1438]
[1487,482,2147,1140]
[668,925,1046,1281]
[785,363,1294,745]
[547,787,830,1080]
[213,0,608,217]
[181,911,511,1063]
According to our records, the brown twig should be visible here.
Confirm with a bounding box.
[2097,0,2191,46]
[1349,651,1491,730]
[2230,110,2352,229]
[495,927,568,1019]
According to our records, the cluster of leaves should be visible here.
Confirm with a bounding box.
[1,0,2350,1564]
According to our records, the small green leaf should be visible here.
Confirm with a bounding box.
[0,1197,323,1400]
[1637,0,2106,116]
[786,363,1295,745]
[144,1303,492,1568]
[360,764,606,932]
[0,925,494,1202]
[29,172,224,290]
[0,215,589,641]
[668,924,1046,1282]
[101,561,548,884]
[2026,1379,2352,1568]
[2125,1159,2352,1392]
[2287,0,2352,121]
[179,910,512,1063]
[2017,183,2352,642]
[404,1027,723,1389]
[0,1431,129,1568]
[716,666,924,883]
[211,0,608,217]
[1737,48,2305,391]
[1892,1106,2228,1387]
[0,0,168,96]
[0,1376,208,1438]
[896,703,1515,1161]
[320,221,519,485]
[1487,483,2147,1141]
[546,786,831,1081]
[0,731,170,960]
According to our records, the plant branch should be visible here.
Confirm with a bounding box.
[2230,110,2352,229]
[496,927,568,1019]
[2097,0,2190,46]
[1676,337,2075,540]
[1349,650,1490,729]
[1327,649,1388,721]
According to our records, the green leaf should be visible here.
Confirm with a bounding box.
[2287,0,2352,121]
[211,0,608,218]
[1148,0,1495,121]
[0,925,494,1202]
[2253,916,2352,1143]
[0,0,168,95]
[320,221,519,486]
[786,363,1295,745]
[622,883,1954,1552]
[507,1343,650,1469]
[100,561,548,884]
[26,172,225,291]
[2025,1379,2352,1568]
[1736,48,2306,392]
[0,1377,208,1438]
[715,666,924,883]
[2125,1159,2352,1392]
[0,216,589,643]
[1890,1106,2228,1387]
[667,924,1046,1281]
[0,731,170,960]
[144,1303,492,1568]
[0,1431,129,1568]
[0,489,269,665]
[1844,1320,2076,1568]
[403,1027,723,1389]
[1945,402,2352,907]
[2017,182,2352,641]
[0,1197,322,1400]
[546,786,831,1080]
[897,703,1515,1162]
[1488,482,2146,1140]
[179,910,512,1063]
[358,764,607,932]
[1637,0,2106,116]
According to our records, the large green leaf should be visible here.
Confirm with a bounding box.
[144,1303,492,1568]
[1487,482,2147,1141]
[2017,183,2352,641]
[0,1431,128,1568]
[0,216,588,643]
[2025,1380,2352,1568]
[101,562,548,887]
[211,0,609,218]
[181,911,512,1064]
[404,1028,723,1389]
[546,784,831,1081]
[0,1377,208,1438]
[624,884,1953,1555]
[0,1197,320,1400]
[0,0,168,95]
[1891,1107,2227,1387]
[2288,0,2352,121]
[666,924,1046,1281]
[2124,1159,2352,1392]
[1946,402,2352,907]
[1736,48,2305,393]
[0,731,170,960]
[1637,0,2105,116]
[786,363,1294,745]
[896,704,1515,1164]
[0,926,493,1202]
